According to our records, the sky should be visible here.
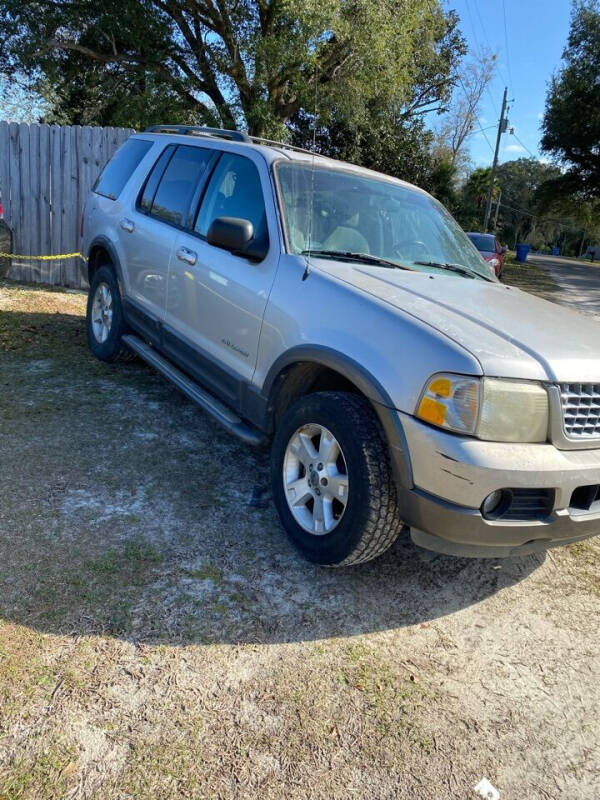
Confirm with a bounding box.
[1,0,573,166]
[445,0,573,167]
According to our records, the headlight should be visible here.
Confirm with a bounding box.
[416,374,549,442]
[488,258,500,267]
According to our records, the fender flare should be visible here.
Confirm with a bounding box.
[86,236,125,294]
[261,344,413,488]
[263,344,393,406]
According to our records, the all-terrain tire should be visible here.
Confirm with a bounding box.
[86,264,135,362]
[271,391,404,566]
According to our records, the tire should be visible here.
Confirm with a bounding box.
[271,391,404,566]
[86,264,134,362]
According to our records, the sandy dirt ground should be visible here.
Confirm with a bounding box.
[0,267,598,799]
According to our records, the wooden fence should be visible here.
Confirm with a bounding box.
[0,122,133,287]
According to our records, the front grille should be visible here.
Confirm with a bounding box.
[559,383,600,438]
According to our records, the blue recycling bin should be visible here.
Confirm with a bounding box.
[515,243,531,262]
[552,246,560,256]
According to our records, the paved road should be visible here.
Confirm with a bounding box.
[529,253,600,320]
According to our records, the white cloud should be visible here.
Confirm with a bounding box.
[505,143,526,153]
[537,112,544,120]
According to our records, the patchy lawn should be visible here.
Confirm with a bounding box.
[0,279,599,799]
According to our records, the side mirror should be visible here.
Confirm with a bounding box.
[207,216,267,261]
[501,246,508,254]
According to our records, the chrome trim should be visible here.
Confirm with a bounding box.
[547,384,600,450]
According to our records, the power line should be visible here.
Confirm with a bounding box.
[463,0,502,116]
[498,201,579,229]
[510,130,537,159]
[501,0,516,97]
[456,75,496,154]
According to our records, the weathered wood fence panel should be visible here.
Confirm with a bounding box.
[0,122,133,287]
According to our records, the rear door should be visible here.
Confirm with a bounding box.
[121,143,217,340]
[117,144,177,338]
[164,149,279,396]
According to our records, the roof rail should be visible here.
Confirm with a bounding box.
[145,125,251,143]
[144,124,337,161]
[248,136,336,160]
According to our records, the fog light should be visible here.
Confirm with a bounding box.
[482,489,504,517]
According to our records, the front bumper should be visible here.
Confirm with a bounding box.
[395,412,600,557]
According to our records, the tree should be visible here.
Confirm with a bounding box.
[434,50,496,171]
[456,166,497,230]
[495,159,562,247]
[541,0,600,198]
[289,102,437,187]
[0,0,465,138]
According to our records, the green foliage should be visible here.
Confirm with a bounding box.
[0,0,465,140]
[456,159,568,249]
[455,166,496,230]
[541,0,600,198]
[289,103,437,187]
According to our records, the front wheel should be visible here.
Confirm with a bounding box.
[271,391,405,566]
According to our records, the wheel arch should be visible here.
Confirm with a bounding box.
[261,345,413,488]
[87,236,125,294]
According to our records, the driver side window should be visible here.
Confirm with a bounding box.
[195,153,268,251]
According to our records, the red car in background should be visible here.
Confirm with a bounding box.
[467,232,507,278]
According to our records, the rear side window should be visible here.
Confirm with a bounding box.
[93,138,152,200]
[149,145,214,227]
[138,146,176,213]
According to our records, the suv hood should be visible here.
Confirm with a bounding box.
[318,260,600,383]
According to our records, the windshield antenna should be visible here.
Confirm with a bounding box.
[303,60,318,281]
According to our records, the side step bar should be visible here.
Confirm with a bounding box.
[122,335,267,446]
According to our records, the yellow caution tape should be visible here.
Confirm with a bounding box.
[0,252,84,260]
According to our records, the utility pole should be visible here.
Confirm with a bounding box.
[492,189,502,231]
[484,86,508,232]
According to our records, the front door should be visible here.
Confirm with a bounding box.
[164,150,280,398]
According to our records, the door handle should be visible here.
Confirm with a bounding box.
[120,218,135,233]
[176,247,197,266]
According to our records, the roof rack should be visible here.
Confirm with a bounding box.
[144,124,336,161]
[145,125,251,143]
[248,136,335,160]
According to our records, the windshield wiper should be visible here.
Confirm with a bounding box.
[302,249,414,271]
[414,260,493,281]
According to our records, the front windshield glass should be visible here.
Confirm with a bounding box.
[275,162,493,279]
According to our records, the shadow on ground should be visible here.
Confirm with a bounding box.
[0,305,543,647]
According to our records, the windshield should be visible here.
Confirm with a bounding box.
[275,162,493,279]
[468,233,496,252]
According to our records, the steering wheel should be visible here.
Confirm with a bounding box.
[394,240,429,259]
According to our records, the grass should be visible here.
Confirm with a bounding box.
[0,279,437,799]
[501,252,561,296]
[0,278,599,799]
[566,540,600,597]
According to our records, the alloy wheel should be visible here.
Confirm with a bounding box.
[91,282,113,344]
[282,423,349,535]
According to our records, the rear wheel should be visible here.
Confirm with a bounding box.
[86,264,134,362]
[271,391,404,566]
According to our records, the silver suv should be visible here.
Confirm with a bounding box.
[81,125,600,565]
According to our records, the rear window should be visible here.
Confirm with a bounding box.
[468,233,496,252]
[93,138,153,200]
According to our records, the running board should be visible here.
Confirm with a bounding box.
[122,335,266,446]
